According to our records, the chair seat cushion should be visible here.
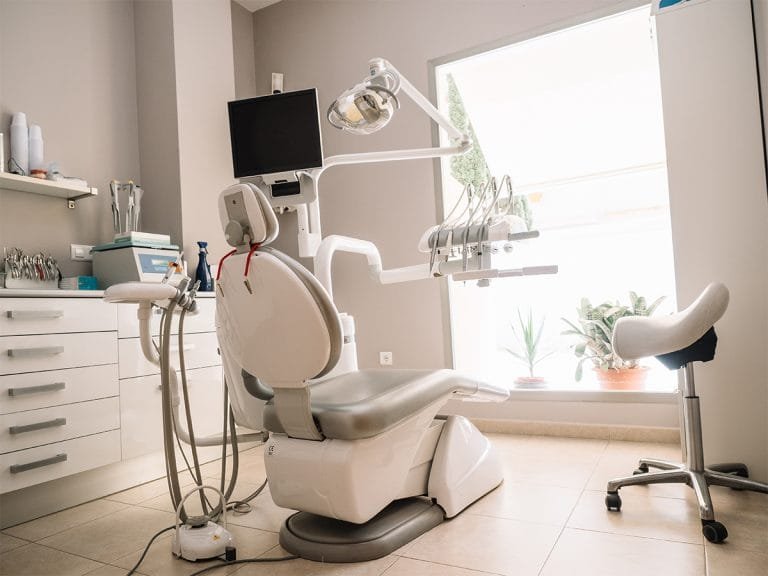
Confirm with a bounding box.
[612,282,729,361]
[263,369,484,440]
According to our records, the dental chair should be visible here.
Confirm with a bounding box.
[605,282,768,543]
[215,183,509,561]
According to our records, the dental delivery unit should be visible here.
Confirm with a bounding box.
[104,58,558,567]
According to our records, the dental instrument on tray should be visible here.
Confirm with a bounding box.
[109,180,122,234]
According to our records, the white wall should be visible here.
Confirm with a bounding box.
[655,0,768,482]
[0,0,141,277]
[249,0,649,371]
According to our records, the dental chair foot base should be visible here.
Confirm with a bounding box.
[279,497,444,563]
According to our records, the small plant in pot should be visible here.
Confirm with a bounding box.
[502,308,554,389]
[561,292,665,390]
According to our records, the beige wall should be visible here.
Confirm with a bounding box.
[232,0,258,99]
[172,0,237,263]
[249,0,647,371]
[133,0,183,247]
[0,0,141,277]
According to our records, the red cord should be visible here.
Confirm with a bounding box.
[244,243,261,277]
[216,249,237,281]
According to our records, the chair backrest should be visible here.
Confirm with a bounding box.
[215,184,342,433]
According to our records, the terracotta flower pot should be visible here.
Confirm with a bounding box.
[594,366,649,390]
[514,376,547,389]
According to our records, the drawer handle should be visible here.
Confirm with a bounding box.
[9,418,67,435]
[10,453,67,474]
[6,310,64,320]
[7,346,65,358]
[8,382,66,397]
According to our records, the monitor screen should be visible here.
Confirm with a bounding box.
[228,89,323,178]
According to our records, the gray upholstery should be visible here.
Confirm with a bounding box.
[263,369,485,440]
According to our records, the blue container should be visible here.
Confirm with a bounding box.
[195,241,213,291]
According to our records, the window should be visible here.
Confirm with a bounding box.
[435,6,676,392]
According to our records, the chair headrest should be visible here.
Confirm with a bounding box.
[218,183,279,248]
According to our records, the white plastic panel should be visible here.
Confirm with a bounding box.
[427,415,503,517]
[0,397,120,454]
[216,251,330,387]
[0,298,117,336]
[0,332,118,376]
[0,364,118,415]
[118,331,221,379]
[0,429,121,493]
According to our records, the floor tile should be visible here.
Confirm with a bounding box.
[85,564,148,576]
[705,486,768,553]
[39,506,176,564]
[0,542,102,576]
[3,499,129,542]
[232,544,397,575]
[567,490,703,544]
[381,557,500,575]
[402,512,560,576]
[226,489,295,533]
[540,528,704,576]
[0,532,27,555]
[705,540,768,576]
[105,477,174,505]
[111,524,277,576]
[467,480,581,526]
[586,441,689,499]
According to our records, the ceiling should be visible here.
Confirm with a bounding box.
[234,0,283,12]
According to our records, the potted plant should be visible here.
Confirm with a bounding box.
[561,292,665,390]
[503,308,554,389]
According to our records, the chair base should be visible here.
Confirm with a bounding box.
[279,497,444,562]
[606,458,768,543]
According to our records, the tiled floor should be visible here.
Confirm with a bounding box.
[2,434,767,576]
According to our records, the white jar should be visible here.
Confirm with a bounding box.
[9,112,28,175]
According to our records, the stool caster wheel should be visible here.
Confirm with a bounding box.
[605,492,622,512]
[633,463,649,476]
[702,520,728,543]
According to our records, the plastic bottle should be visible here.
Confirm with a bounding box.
[28,124,44,171]
[9,112,28,175]
[195,241,213,291]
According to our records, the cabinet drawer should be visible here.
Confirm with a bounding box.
[118,298,216,339]
[0,364,119,415]
[0,332,117,376]
[0,429,121,493]
[0,397,119,454]
[0,298,117,336]
[120,366,223,460]
[118,331,220,379]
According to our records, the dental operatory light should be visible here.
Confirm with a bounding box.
[327,59,401,134]
[326,58,466,145]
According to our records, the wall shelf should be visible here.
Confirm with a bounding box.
[0,172,98,207]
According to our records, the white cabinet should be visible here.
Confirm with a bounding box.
[120,365,224,460]
[0,295,120,494]
[0,292,224,524]
[116,295,223,461]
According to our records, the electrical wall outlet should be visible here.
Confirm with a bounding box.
[70,244,93,261]
[379,351,393,366]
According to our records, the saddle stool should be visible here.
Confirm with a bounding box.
[604,282,768,543]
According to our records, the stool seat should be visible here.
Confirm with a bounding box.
[612,282,729,361]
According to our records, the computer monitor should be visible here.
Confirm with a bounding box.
[228,88,324,179]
